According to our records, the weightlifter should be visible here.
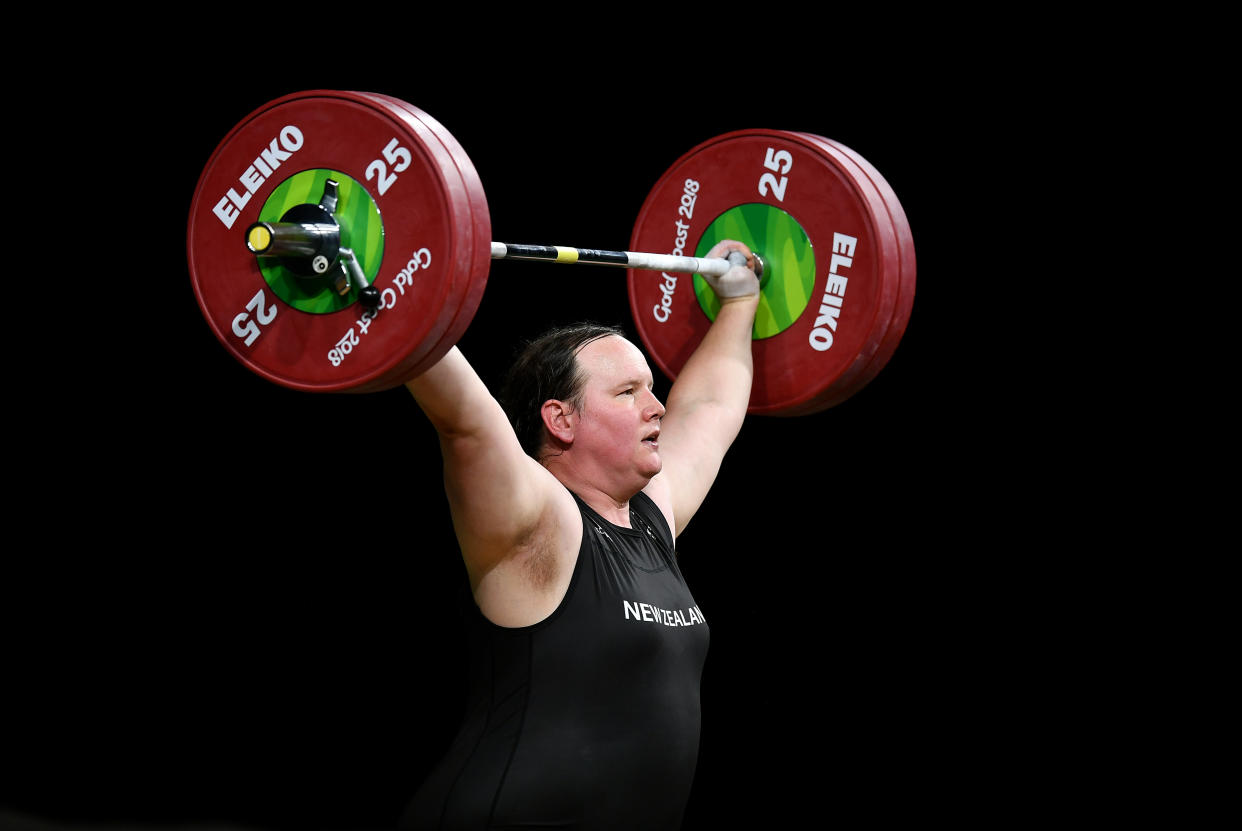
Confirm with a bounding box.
[400,239,761,830]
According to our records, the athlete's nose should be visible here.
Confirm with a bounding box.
[644,391,666,421]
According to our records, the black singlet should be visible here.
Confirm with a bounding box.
[401,490,710,830]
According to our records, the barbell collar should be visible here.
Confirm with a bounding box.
[340,248,382,310]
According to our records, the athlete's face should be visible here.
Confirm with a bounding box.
[572,335,666,483]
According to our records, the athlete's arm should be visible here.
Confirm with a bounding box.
[406,347,579,624]
[644,240,759,537]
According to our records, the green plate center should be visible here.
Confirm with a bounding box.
[693,203,815,339]
[256,170,385,314]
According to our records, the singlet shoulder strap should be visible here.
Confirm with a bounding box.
[630,491,675,552]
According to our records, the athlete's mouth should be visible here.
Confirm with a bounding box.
[642,430,659,448]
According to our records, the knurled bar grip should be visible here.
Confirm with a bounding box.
[490,243,747,277]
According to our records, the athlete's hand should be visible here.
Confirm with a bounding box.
[702,239,760,302]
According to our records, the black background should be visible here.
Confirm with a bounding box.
[4,33,1061,831]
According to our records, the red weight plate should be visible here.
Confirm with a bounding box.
[187,90,470,393]
[362,93,492,382]
[401,103,492,379]
[628,130,900,415]
[816,135,915,407]
[344,93,477,392]
[777,135,902,413]
[778,133,914,414]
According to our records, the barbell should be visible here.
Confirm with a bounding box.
[186,90,915,414]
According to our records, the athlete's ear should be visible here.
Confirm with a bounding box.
[541,399,575,445]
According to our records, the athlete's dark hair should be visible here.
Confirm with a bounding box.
[499,322,627,460]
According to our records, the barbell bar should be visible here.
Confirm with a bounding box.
[489,244,763,282]
[246,218,764,312]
